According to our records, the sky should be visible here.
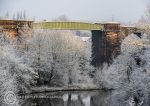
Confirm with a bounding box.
[0,0,148,23]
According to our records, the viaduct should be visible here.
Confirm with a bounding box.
[0,20,138,67]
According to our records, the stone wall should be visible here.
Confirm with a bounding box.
[0,20,33,39]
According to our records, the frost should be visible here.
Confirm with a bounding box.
[19,29,94,87]
[96,33,150,105]
[0,33,38,105]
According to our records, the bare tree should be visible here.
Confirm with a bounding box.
[5,11,9,19]
[23,10,26,20]
[13,13,16,20]
[20,11,23,20]
[17,11,20,20]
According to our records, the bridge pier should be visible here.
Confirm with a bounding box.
[91,30,121,67]
[91,30,105,67]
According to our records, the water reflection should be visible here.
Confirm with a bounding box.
[21,90,113,106]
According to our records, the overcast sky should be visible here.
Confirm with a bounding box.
[0,0,148,23]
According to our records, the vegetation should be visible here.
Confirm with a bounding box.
[0,5,150,105]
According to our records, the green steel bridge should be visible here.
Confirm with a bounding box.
[33,22,104,30]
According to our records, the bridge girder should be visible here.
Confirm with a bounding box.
[33,22,104,30]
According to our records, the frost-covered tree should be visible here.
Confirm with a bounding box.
[96,34,150,105]
[23,29,93,87]
[137,3,150,33]
[0,34,38,105]
[138,3,150,24]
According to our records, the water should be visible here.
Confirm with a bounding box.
[20,90,146,106]
[21,90,113,106]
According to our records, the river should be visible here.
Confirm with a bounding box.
[20,90,135,106]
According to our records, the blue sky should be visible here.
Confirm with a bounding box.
[0,0,147,22]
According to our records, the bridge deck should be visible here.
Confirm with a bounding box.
[33,22,104,30]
